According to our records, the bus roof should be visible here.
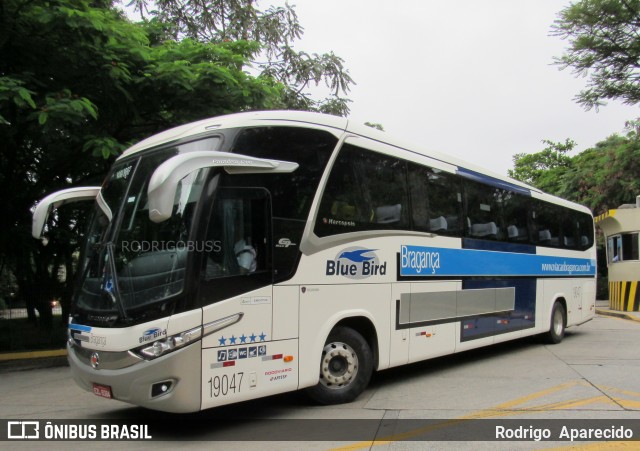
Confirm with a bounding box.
[117,110,591,215]
[118,110,348,159]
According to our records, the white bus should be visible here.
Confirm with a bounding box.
[32,111,596,413]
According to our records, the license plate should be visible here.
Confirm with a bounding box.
[92,383,112,399]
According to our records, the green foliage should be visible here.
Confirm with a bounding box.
[364,122,384,131]
[0,0,349,340]
[562,131,640,214]
[513,123,640,301]
[0,0,284,328]
[128,0,354,115]
[510,126,640,215]
[508,139,575,192]
[0,77,36,125]
[553,0,640,109]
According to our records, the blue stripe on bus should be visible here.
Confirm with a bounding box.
[399,245,596,277]
[463,237,536,254]
[461,278,536,341]
[68,323,92,332]
[456,167,531,196]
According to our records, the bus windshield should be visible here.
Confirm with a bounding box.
[74,141,214,326]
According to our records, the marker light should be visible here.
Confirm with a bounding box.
[284,355,294,362]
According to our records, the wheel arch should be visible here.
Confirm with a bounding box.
[333,316,379,371]
[544,296,568,344]
[298,309,382,390]
[551,296,568,327]
[304,317,377,404]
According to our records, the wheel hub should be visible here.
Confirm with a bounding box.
[553,308,564,336]
[319,341,358,389]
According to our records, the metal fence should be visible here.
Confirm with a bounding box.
[1,306,63,319]
[0,305,67,353]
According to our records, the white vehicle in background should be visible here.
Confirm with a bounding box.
[33,111,596,412]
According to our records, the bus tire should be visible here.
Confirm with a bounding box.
[306,326,373,405]
[544,301,566,344]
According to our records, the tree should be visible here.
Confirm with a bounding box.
[509,127,640,215]
[560,125,640,213]
[508,139,576,192]
[1,0,282,330]
[127,0,354,116]
[553,0,640,109]
[365,122,384,131]
[510,127,640,300]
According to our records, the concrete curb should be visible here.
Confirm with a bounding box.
[596,308,640,322]
[0,348,66,362]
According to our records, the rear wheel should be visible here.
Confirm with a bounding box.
[306,326,373,405]
[544,301,566,344]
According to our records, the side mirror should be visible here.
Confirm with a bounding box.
[147,151,298,223]
[32,187,101,239]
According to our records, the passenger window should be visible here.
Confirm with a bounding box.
[560,213,579,248]
[408,164,462,236]
[464,181,502,240]
[315,144,409,237]
[576,212,594,250]
[502,191,530,243]
[533,202,563,247]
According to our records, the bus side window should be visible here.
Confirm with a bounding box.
[576,212,594,250]
[408,164,462,236]
[533,201,563,248]
[502,191,530,243]
[315,144,409,236]
[560,212,579,248]
[408,164,430,231]
[464,181,502,240]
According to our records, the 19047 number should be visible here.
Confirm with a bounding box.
[208,372,244,397]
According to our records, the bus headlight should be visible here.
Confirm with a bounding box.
[134,326,202,360]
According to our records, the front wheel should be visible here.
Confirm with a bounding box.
[305,326,373,405]
[544,301,566,344]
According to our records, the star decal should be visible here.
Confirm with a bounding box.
[222,332,267,346]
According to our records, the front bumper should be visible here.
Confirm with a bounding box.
[67,340,202,413]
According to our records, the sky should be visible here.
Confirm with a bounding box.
[263,0,640,176]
